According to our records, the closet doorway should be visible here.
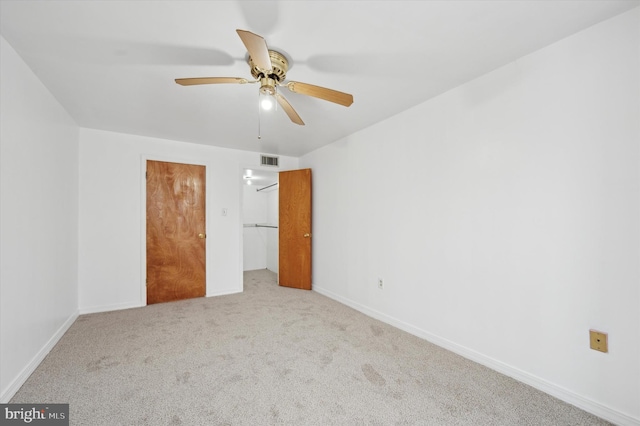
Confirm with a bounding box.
[242,168,279,274]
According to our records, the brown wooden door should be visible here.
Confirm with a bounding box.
[146,160,206,304]
[279,168,312,290]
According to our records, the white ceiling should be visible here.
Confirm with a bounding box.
[1,1,637,157]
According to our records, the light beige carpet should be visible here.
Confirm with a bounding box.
[11,269,609,425]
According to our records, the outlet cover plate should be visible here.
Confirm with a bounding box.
[589,330,608,353]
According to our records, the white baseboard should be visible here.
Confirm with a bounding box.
[78,301,144,315]
[80,292,243,313]
[207,289,242,298]
[313,285,640,426]
[0,311,79,403]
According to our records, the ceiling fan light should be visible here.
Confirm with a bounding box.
[260,95,274,111]
[259,77,277,111]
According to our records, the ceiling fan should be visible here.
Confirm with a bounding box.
[175,29,354,126]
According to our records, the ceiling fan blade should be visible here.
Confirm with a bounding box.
[286,81,353,107]
[275,93,304,125]
[175,77,249,86]
[236,29,272,73]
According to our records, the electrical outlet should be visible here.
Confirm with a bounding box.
[378,278,383,289]
[589,330,608,353]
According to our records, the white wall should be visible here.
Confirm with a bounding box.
[243,184,269,270]
[301,8,639,425]
[0,36,79,401]
[266,188,279,272]
[78,128,298,312]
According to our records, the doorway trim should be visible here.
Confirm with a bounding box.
[140,154,209,306]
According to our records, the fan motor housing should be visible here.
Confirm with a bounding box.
[249,50,289,82]
[259,77,276,95]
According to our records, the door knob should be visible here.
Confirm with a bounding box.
[303,233,310,238]
[198,233,206,239]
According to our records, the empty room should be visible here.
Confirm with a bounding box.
[1,1,638,425]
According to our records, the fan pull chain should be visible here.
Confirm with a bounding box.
[257,90,262,139]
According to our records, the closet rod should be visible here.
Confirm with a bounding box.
[256,182,278,192]
[243,223,278,229]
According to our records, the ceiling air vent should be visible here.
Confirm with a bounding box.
[260,155,279,167]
